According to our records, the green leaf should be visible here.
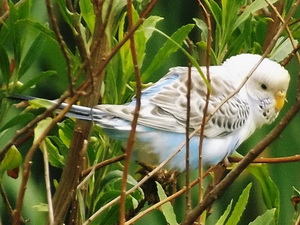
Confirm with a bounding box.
[32,203,49,212]
[16,19,56,42]
[248,208,276,225]
[142,16,163,40]
[57,119,75,148]
[28,98,54,109]
[225,183,252,225]
[215,200,233,225]
[53,0,77,29]
[0,46,10,85]
[156,182,178,225]
[269,37,299,62]
[101,170,138,189]
[193,18,208,41]
[17,70,57,93]
[234,0,278,30]
[0,145,22,175]
[79,0,95,32]
[142,24,195,82]
[34,117,52,144]
[41,137,65,168]
[0,113,34,132]
[248,165,280,222]
[18,33,46,77]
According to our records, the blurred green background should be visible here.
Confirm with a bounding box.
[0,0,299,224]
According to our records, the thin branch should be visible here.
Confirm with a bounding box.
[45,0,74,95]
[84,123,205,224]
[13,92,83,225]
[181,1,300,223]
[41,142,54,225]
[264,0,300,62]
[229,155,300,164]
[196,1,212,223]
[0,93,70,161]
[119,1,143,224]
[81,155,125,177]
[185,38,193,214]
[125,164,220,224]
[181,90,300,225]
[281,43,300,66]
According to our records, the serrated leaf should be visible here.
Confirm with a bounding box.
[0,145,22,175]
[248,208,276,225]
[34,117,52,144]
[156,181,178,225]
[0,113,34,132]
[225,183,252,225]
[18,33,46,77]
[215,200,233,225]
[142,24,194,81]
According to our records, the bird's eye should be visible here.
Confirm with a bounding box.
[261,84,267,90]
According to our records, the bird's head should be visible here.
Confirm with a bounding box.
[223,54,290,123]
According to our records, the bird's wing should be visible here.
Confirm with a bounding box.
[97,67,250,137]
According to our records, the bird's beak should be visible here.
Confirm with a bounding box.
[275,90,286,111]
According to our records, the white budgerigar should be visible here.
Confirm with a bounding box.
[16,54,291,171]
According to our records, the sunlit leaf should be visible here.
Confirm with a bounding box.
[34,117,52,144]
[215,200,233,225]
[41,137,65,168]
[32,203,49,212]
[0,145,22,175]
[28,98,54,109]
[156,182,178,225]
[234,0,278,30]
[79,0,95,32]
[248,208,276,225]
[225,183,252,225]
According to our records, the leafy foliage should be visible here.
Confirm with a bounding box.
[0,0,299,224]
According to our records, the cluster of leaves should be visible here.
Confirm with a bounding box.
[0,0,299,224]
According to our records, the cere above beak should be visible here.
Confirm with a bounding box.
[275,90,286,111]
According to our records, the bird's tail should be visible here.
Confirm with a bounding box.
[8,94,104,122]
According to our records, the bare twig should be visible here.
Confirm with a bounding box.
[41,142,54,225]
[182,97,300,225]
[81,155,125,177]
[185,38,193,214]
[229,155,300,164]
[181,1,300,223]
[45,0,74,95]
[196,1,212,222]
[264,0,300,62]
[119,0,143,224]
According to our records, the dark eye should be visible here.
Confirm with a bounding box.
[261,84,267,90]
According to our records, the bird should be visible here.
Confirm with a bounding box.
[12,54,290,171]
